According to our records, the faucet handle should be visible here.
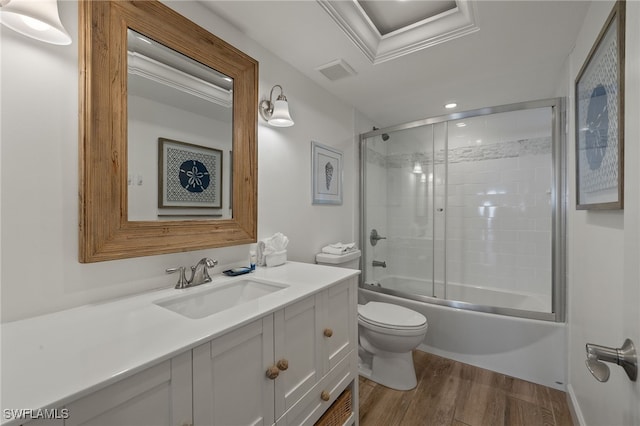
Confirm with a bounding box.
[190,258,218,285]
[202,258,218,282]
[166,266,189,289]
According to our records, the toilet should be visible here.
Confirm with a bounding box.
[357,301,427,390]
[315,249,428,391]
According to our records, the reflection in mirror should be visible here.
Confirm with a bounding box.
[127,29,233,221]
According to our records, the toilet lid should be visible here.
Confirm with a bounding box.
[358,302,427,329]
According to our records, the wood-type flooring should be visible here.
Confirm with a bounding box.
[359,351,573,426]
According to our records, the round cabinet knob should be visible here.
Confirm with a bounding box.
[320,390,330,401]
[266,365,280,380]
[276,359,289,371]
[323,328,333,338]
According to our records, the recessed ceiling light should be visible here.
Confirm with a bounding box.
[444,103,457,109]
[456,122,466,128]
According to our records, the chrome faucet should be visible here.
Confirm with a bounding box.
[190,257,218,286]
[167,257,218,289]
[372,260,387,268]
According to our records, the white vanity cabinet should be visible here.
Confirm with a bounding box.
[4,267,359,426]
[193,277,357,426]
[63,352,192,426]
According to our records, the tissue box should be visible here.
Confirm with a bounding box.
[266,250,287,267]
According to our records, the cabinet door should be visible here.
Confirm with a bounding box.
[322,278,357,372]
[193,316,275,426]
[66,351,192,426]
[273,295,322,420]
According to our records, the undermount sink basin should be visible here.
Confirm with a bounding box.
[154,278,288,319]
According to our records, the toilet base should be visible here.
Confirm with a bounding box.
[358,350,417,391]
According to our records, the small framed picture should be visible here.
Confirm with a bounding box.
[311,141,342,205]
[158,138,222,209]
[575,1,625,210]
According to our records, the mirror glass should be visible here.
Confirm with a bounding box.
[127,29,233,221]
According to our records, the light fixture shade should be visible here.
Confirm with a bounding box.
[1,0,71,45]
[268,99,294,127]
[412,162,423,174]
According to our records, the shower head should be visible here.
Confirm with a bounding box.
[373,127,390,141]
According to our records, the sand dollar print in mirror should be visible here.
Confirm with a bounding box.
[159,138,222,209]
[180,160,210,193]
[575,1,624,210]
[312,141,343,205]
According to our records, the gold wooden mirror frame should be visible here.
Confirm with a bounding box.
[79,1,258,262]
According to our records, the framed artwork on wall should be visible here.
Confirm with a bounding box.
[158,138,223,209]
[575,0,625,210]
[311,141,343,205]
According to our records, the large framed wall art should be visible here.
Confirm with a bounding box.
[575,1,625,210]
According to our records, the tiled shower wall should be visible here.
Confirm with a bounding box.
[446,137,552,297]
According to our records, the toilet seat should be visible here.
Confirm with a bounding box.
[358,302,427,331]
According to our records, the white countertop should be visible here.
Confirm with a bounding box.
[0,262,359,425]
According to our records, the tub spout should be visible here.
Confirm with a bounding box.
[372,260,386,268]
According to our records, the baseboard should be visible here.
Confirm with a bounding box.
[566,383,586,426]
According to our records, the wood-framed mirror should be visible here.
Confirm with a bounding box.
[79,0,258,262]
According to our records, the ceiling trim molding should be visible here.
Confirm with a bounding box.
[128,51,232,108]
[316,0,480,64]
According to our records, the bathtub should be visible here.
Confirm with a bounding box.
[360,279,566,390]
[374,275,551,312]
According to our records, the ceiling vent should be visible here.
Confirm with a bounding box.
[316,59,357,81]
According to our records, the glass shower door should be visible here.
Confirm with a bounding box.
[445,107,554,312]
[362,124,435,297]
[360,98,564,321]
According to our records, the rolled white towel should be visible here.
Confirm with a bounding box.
[321,242,356,255]
[256,240,266,266]
[256,233,289,266]
[265,250,287,267]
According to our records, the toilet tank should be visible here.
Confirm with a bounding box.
[315,249,361,270]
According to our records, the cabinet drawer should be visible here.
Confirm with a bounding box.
[278,351,355,426]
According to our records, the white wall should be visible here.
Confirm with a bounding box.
[567,1,640,425]
[0,1,360,322]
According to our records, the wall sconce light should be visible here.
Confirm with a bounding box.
[259,84,294,127]
[412,161,423,174]
[0,0,71,45]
